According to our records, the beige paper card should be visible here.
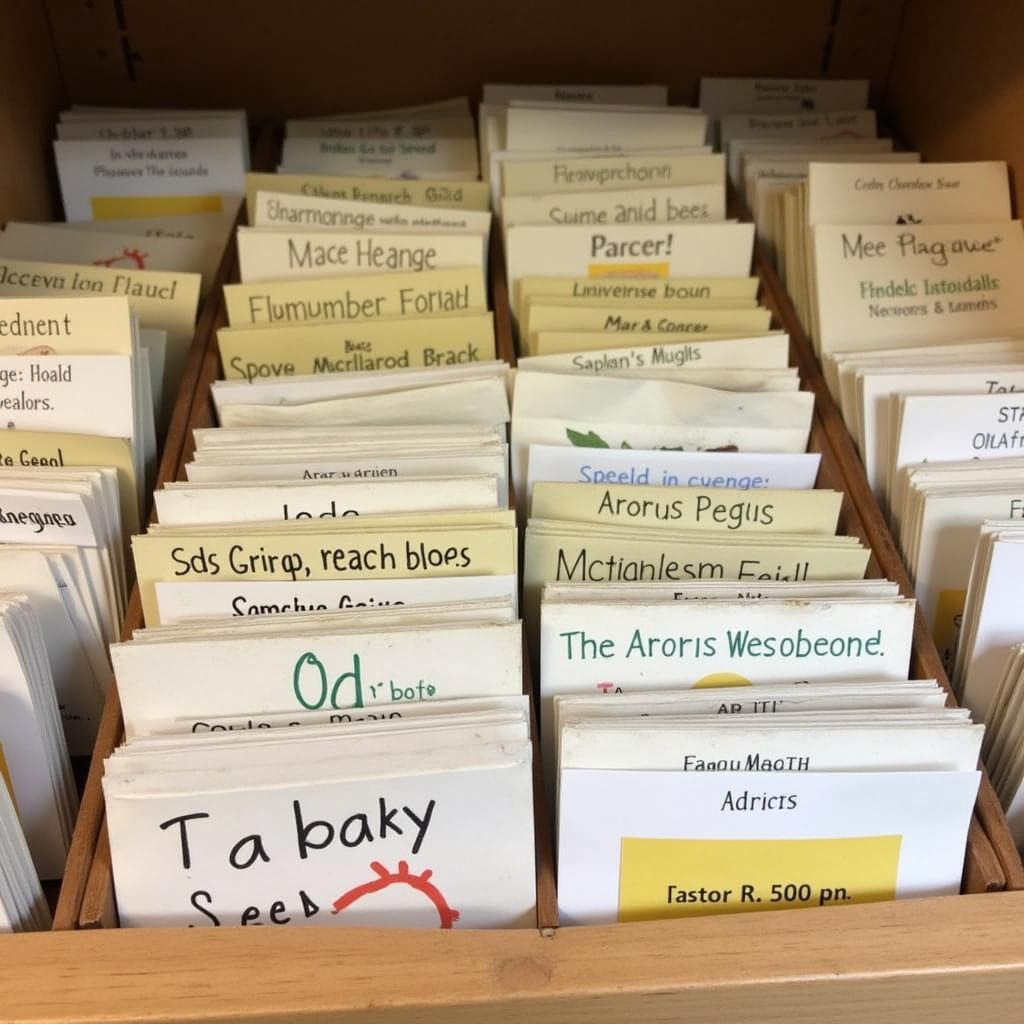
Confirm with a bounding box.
[531,482,842,533]
[501,184,725,229]
[531,330,769,356]
[515,275,759,312]
[501,153,724,197]
[245,173,490,218]
[807,161,1011,227]
[218,313,495,380]
[523,303,770,342]
[253,190,491,235]
[236,228,486,283]
[0,429,138,534]
[812,221,1024,365]
[132,524,517,625]
[0,258,200,421]
[0,295,133,355]
[223,267,487,326]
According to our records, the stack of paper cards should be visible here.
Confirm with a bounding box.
[0,219,225,300]
[538,576,914,791]
[484,84,767,344]
[511,371,814,497]
[133,502,517,627]
[805,164,1020,363]
[698,77,870,141]
[235,189,488,287]
[979,643,1024,844]
[54,105,247,220]
[704,78,1024,678]
[952,521,1024,721]
[112,602,522,736]
[0,296,146,752]
[0,230,203,430]
[0,595,76,880]
[220,101,495,382]
[0,768,51,931]
[103,675,536,933]
[0,294,152,494]
[149,177,514,619]
[521,475,870,647]
[698,79,906,278]
[845,357,1024,661]
[279,98,480,179]
[555,677,980,925]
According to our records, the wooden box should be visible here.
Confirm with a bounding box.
[4,1,1024,1020]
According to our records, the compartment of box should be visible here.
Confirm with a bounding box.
[0,1,1021,1020]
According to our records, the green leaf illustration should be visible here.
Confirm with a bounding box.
[566,428,610,448]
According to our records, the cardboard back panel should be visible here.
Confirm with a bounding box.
[42,0,903,117]
[885,0,1024,209]
[0,0,66,221]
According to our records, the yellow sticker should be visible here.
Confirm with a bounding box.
[588,262,669,279]
[933,589,966,672]
[91,195,225,219]
[618,835,901,922]
[693,672,752,689]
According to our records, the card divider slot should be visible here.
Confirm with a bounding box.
[748,208,1023,891]
[52,124,278,930]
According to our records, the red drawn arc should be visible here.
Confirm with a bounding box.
[331,860,460,929]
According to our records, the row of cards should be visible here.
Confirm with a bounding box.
[501,80,981,923]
